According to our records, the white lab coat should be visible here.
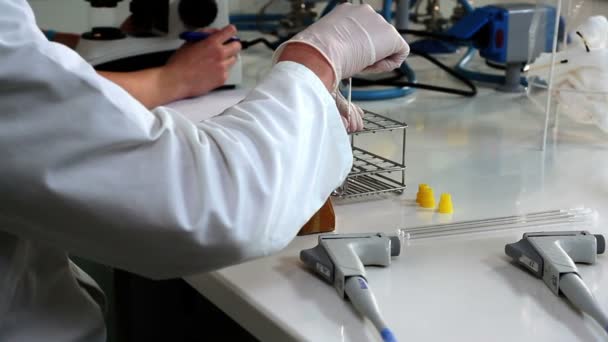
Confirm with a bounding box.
[0,1,352,340]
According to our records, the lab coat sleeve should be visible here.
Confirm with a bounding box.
[0,0,353,279]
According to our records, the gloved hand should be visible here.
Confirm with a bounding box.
[273,3,409,132]
[335,89,364,132]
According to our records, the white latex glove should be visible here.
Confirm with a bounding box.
[273,3,410,132]
[528,16,608,133]
[573,16,608,50]
[335,89,364,132]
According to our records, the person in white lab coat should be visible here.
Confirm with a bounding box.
[0,1,409,341]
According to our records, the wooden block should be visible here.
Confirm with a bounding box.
[298,198,336,236]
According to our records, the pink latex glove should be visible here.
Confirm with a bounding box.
[273,3,409,132]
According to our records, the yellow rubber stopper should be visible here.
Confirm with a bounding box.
[438,193,454,214]
[416,184,429,204]
[420,188,436,209]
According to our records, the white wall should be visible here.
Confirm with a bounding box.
[29,0,604,34]
[28,0,130,33]
[229,0,385,13]
[27,0,290,32]
[27,0,384,32]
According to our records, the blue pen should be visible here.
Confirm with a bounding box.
[179,31,241,44]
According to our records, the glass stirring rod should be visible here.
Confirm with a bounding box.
[347,0,353,125]
[347,77,353,121]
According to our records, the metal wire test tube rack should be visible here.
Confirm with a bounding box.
[333,110,408,199]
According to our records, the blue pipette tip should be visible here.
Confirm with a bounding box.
[380,328,398,342]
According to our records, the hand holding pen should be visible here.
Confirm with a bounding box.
[164,25,242,98]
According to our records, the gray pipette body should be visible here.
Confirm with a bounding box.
[506,231,607,333]
[560,273,608,332]
[301,233,401,342]
[344,277,389,334]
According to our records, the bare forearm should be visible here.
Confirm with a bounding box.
[100,42,334,109]
[277,43,335,91]
[98,69,181,109]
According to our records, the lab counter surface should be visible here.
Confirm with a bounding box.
[179,46,608,341]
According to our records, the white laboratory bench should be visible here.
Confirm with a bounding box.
[183,44,608,342]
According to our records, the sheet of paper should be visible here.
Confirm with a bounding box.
[165,88,250,123]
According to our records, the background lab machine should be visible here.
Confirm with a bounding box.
[76,0,242,85]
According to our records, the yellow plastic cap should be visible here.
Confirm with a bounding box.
[416,184,430,204]
[420,188,436,209]
[438,193,454,214]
